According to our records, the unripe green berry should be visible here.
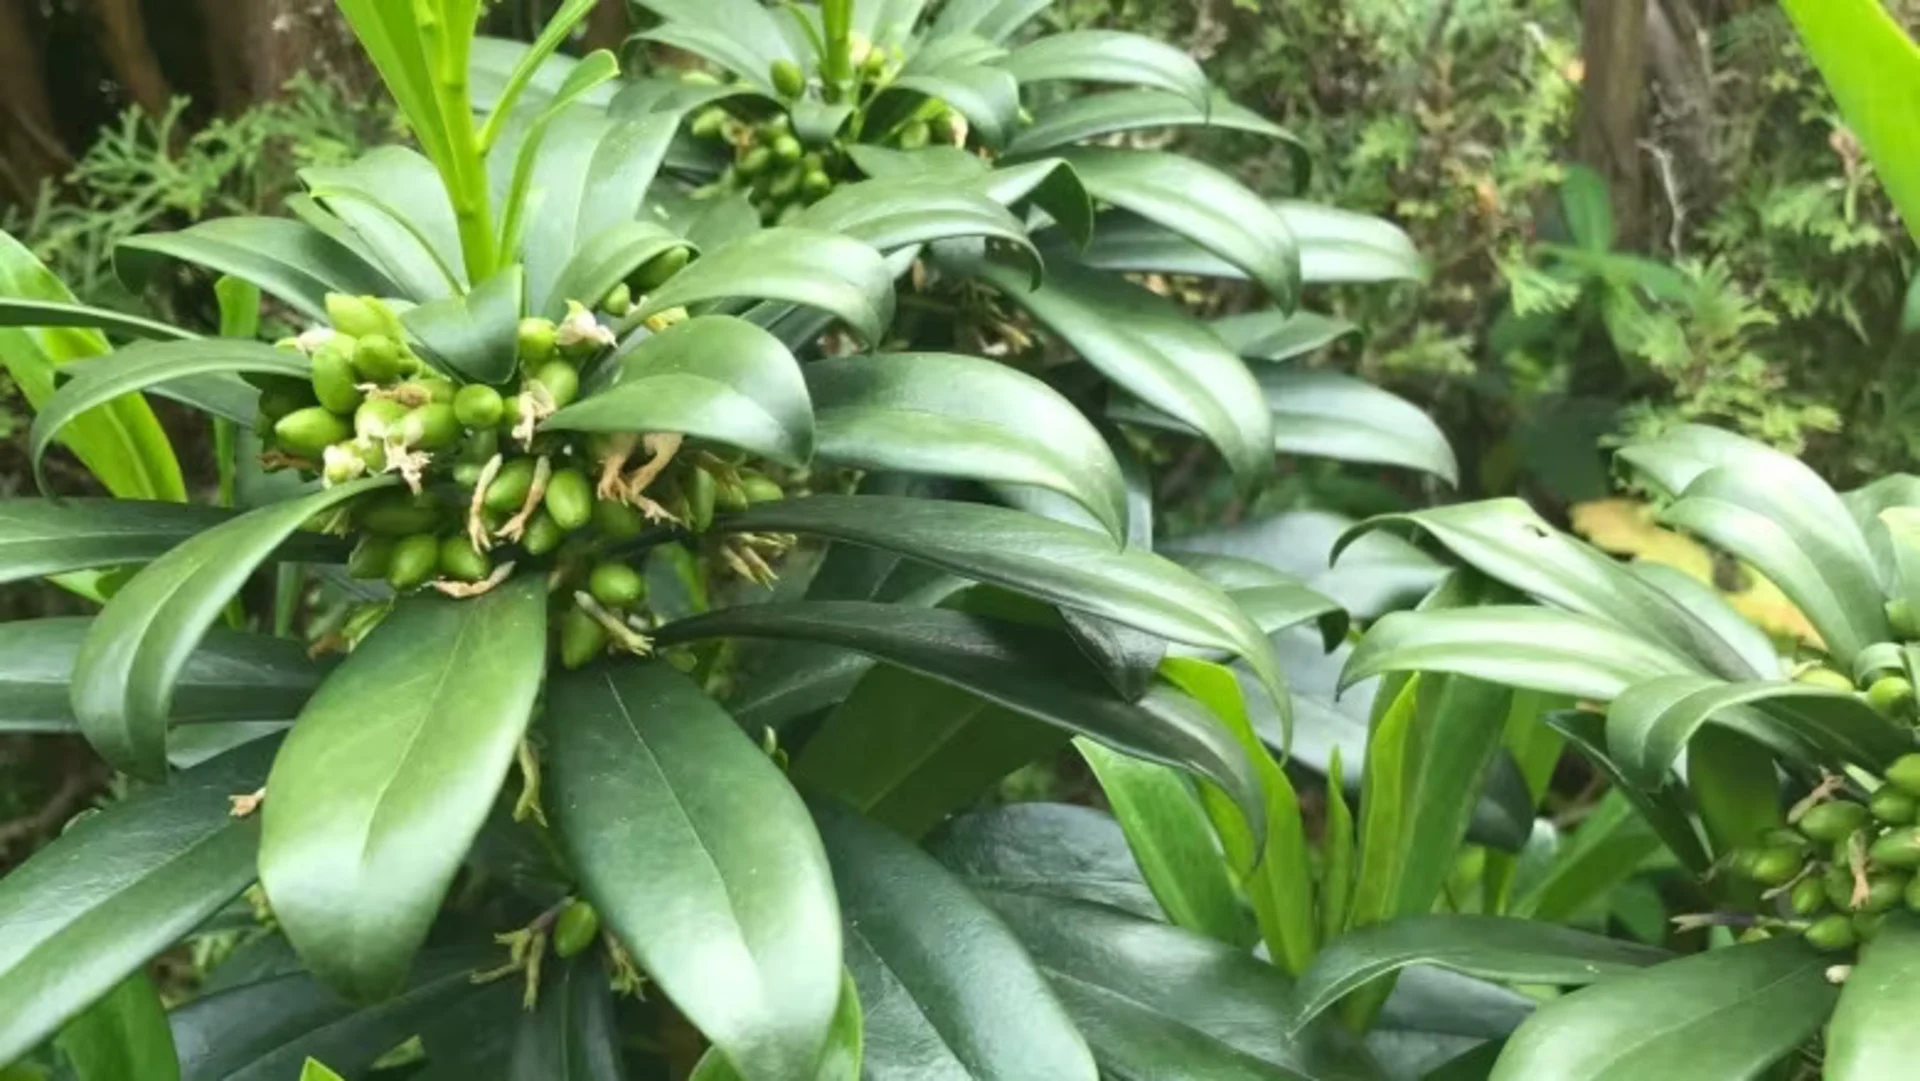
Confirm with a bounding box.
[1789,875,1828,916]
[589,562,646,608]
[559,605,608,670]
[484,458,537,514]
[357,491,445,535]
[1825,865,1855,910]
[738,146,773,177]
[518,318,558,364]
[1889,754,1920,797]
[770,58,806,99]
[690,107,728,139]
[897,120,930,149]
[355,397,409,441]
[387,533,441,590]
[1750,846,1804,887]
[1798,800,1871,842]
[1870,826,1920,869]
[1807,913,1858,951]
[801,169,833,199]
[311,349,364,414]
[1890,598,1918,639]
[454,384,504,430]
[602,282,633,317]
[631,246,691,292]
[553,899,601,958]
[1872,786,1918,825]
[347,535,396,580]
[352,334,405,383]
[439,535,491,582]
[400,403,461,450]
[545,468,594,531]
[1905,873,1920,913]
[274,407,353,458]
[523,511,564,556]
[771,134,802,162]
[326,293,399,340]
[741,472,785,503]
[1864,872,1910,914]
[1870,675,1917,718]
[533,361,580,409]
[592,498,644,542]
[687,467,717,531]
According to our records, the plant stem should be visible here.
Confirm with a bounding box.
[415,0,497,282]
[821,0,854,92]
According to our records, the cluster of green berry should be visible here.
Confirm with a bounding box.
[1729,755,1920,952]
[265,249,790,668]
[686,39,965,226]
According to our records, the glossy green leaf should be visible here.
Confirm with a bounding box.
[1550,710,1710,874]
[1291,916,1667,1033]
[928,803,1163,919]
[547,664,841,1081]
[402,265,525,385]
[1512,794,1658,924]
[794,177,1038,270]
[691,971,863,1081]
[303,147,465,299]
[631,0,796,85]
[997,30,1208,105]
[0,739,274,1065]
[1061,149,1299,305]
[31,340,307,495]
[1604,675,1909,788]
[1343,606,1702,701]
[806,352,1128,539]
[542,218,685,322]
[975,158,1095,249]
[659,602,1266,832]
[258,578,546,1001]
[797,666,1065,839]
[0,499,337,585]
[984,892,1387,1081]
[507,958,623,1081]
[1487,938,1834,1081]
[1261,370,1457,484]
[0,298,196,342]
[715,494,1289,719]
[495,52,625,261]
[634,228,895,346]
[815,801,1097,1081]
[1077,739,1253,946]
[1825,913,1920,1080]
[55,973,178,1081]
[929,0,1050,41]
[171,951,496,1081]
[117,218,397,322]
[0,232,184,502]
[976,260,1273,480]
[890,65,1021,149]
[1780,0,1920,246]
[1009,88,1297,158]
[1210,309,1357,363]
[477,0,601,147]
[71,477,390,779]
[332,0,459,191]
[545,315,813,465]
[1279,202,1424,283]
[0,618,323,733]
[1338,498,1769,680]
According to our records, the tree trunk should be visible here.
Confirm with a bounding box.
[0,0,72,203]
[194,0,368,113]
[1576,0,1650,247]
[91,0,174,116]
[583,0,631,54]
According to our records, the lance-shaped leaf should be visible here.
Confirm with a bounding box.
[505,958,625,1081]
[542,219,686,322]
[1009,88,1299,159]
[303,147,466,300]
[118,218,397,321]
[401,266,525,385]
[547,664,841,1081]
[1826,914,1920,1080]
[931,0,1051,42]
[806,352,1128,539]
[544,315,813,465]
[170,951,497,1081]
[928,803,1164,919]
[1278,202,1424,283]
[976,260,1272,480]
[0,232,184,502]
[477,0,604,144]
[70,477,391,779]
[813,801,1098,1081]
[709,495,1292,736]
[258,578,547,1002]
[658,602,1265,833]
[1551,711,1711,875]
[0,618,324,734]
[888,64,1021,149]
[0,298,196,342]
[691,971,863,1081]
[1211,309,1357,363]
[633,228,895,346]
[998,30,1208,104]
[31,340,308,494]
[631,0,797,87]
[1338,499,1770,681]
[0,499,338,585]
[794,177,1038,272]
[1290,916,1668,1032]
[1604,675,1910,788]
[1487,937,1834,1081]
[57,972,178,1081]
[0,739,275,1065]
[984,892,1387,1081]
[1060,149,1300,305]
[1343,606,1702,702]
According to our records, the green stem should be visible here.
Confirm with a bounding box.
[821,0,854,92]
[416,0,497,281]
